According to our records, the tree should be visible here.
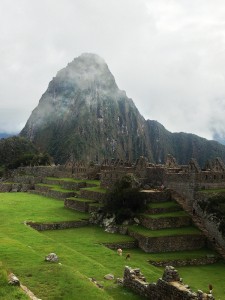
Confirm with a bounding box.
[104,175,146,223]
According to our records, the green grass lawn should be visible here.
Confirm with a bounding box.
[147,201,181,209]
[177,263,225,299]
[0,193,146,299]
[128,225,201,237]
[0,261,29,300]
[0,192,225,299]
[46,177,101,186]
[142,211,188,219]
[82,186,108,193]
[66,197,95,203]
[36,183,75,193]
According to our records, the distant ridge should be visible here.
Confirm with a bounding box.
[0,133,14,139]
[20,53,225,166]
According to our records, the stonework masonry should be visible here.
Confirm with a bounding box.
[123,266,214,300]
[26,220,89,231]
[128,230,206,253]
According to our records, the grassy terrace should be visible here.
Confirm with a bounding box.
[36,183,74,193]
[0,261,29,300]
[66,197,95,203]
[146,248,219,261]
[46,177,100,186]
[1,192,225,299]
[0,193,148,300]
[128,225,201,237]
[199,188,225,194]
[141,211,188,219]
[148,201,181,209]
[82,186,108,193]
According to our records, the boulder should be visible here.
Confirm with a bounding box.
[45,253,58,262]
[8,273,20,286]
[104,274,114,280]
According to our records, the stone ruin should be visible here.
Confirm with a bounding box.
[123,266,214,300]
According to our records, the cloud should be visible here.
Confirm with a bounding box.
[0,0,225,140]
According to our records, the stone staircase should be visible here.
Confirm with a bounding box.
[127,192,211,258]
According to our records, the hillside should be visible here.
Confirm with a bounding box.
[20,53,225,166]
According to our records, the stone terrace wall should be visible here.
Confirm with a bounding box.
[149,256,219,267]
[128,231,206,253]
[164,173,195,207]
[102,241,137,250]
[140,215,192,230]
[64,198,91,212]
[123,266,214,300]
[80,190,108,203]
[13,166,72,178]
[141,190,171,203]
[26,220,89,231]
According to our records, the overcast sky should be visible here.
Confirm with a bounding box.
[1,0,225,140]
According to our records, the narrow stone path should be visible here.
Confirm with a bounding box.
[171,191,225,259]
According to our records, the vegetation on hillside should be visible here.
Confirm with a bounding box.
[0,136,52,176]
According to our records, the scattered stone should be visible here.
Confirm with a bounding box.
[133,217,140,224]
[89,277,104,289]
[116,278,124,285]
[45,253,58,262]
[8,273,20,286]
[104,274,114,280]
[104,226,117,233]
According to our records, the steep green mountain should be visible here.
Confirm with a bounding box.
[147,120,225,166]
[21,53,152,163]
[0,136,51,172]
[20,53,225,166]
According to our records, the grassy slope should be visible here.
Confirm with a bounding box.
[0,193,146,300]
[128,225,201,237]
[0,192,225,299]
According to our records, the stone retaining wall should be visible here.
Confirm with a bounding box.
[26,220,89,231]
[80,190,108,202]
[128,231,206,253]
[102,241,137,249]
[42,178,87,190]
[141,190,171,203]
[140,215,192,230]
[123,266,214,300]
[149,256,219,267]
[0,182,34,192]
[0,183,12,192]
[147,206,181,214]
[34,185,75,200]
[64,198,92,212]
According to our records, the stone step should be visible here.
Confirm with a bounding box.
[79,189,107,203]
[128,225,206,253]
[65,197,96,212]
[140,212,192,230]
[33,184,76,200]
[147,201,182,214]
[141,189,171,203]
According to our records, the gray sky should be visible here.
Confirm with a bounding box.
[1,0,225,140]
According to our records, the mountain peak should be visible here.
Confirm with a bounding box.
[54,53,117,92]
